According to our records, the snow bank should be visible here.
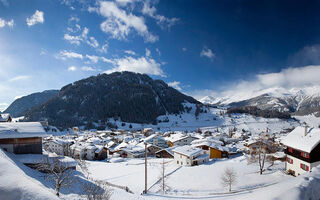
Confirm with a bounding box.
[0,149,58,200]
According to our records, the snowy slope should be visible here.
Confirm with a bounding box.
[106,103,298,136]
[0,148,59,200]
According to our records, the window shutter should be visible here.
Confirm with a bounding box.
[300,163,303,169]
[286,157,288,162]
[300,152,303,157]
[306,165,309,171]
[291,159,293,164]
[307,153,310,159]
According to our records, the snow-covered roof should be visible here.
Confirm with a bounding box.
[0,113,11,122]
[144,133,163,142]
[281,126,320,153]
[155,146,177,156]
[0,122,48,139]
[172,145,203,157]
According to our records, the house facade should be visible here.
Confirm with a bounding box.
[282,125,320,176]
[173,145,209,166]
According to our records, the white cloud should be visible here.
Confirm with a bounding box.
[0,18,14,28]
[91,1,158,43]
[98,42,108,53]
[85,55,114,65]
[8,75,31,82]
[182,47,187,52]
[26,10,44,26]
[168,81,182,91]
[81,66,96,71]
[142,0,179,29]
[289,44,320,66]
[6,19,14,27]
[193,65,320,102]
[124,50,136,55]
[101,56,115,64]
[105,55,165,77]
[0,18,5,28]
[0,0,9,6]
[115,0,134,7]
[87,36,99,48]
[200,47,215,60]
[63,34,82,45]
[145,48,151,57]
[57,50,83,60]
[155,48,161,56]
[86,55,100,63]
[64,24,101,50]
[0,102,8,112]
[68,66,77,71]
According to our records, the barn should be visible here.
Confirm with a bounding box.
[0,122,48,154]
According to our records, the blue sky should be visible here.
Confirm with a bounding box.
[1,0,320,110]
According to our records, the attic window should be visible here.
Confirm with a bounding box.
[301,152,309,158]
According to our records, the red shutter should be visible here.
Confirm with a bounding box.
[307,153,310,159]
[300,163,303,169]
[291,159,293,164]
[301,152,303,157]
[306,165,309,171]
[286,157,288,162]
[288,148,293,153]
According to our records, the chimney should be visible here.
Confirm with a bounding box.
[303,122,308,136]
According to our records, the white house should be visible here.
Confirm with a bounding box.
[167,133,198,147]
[282,124,320,176]
[0,113,12,122]
[172,145,209,166]
[144,133,168,149]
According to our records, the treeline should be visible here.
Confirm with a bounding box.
[227,106,291,119]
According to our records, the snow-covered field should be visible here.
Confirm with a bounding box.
[86,156,320,200]
[86,156,288,196]
[1,147,320,200]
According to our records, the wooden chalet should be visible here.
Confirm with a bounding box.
[0,122,48,154]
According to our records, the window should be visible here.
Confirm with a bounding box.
[288,147,293,153]
[177,161,179,164]
[287,157,293,164]
[301,152,310,158]
[300,163,309,171]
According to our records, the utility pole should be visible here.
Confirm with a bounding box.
[144,142,147,194]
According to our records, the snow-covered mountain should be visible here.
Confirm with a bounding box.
[201,86,320,116]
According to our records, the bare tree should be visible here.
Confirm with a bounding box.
[220,167,237,192]
[159,159,170,193]
[78,159,90,179]
[82,180,112,200]
[37,157,75,196]
[247,137,276,175]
